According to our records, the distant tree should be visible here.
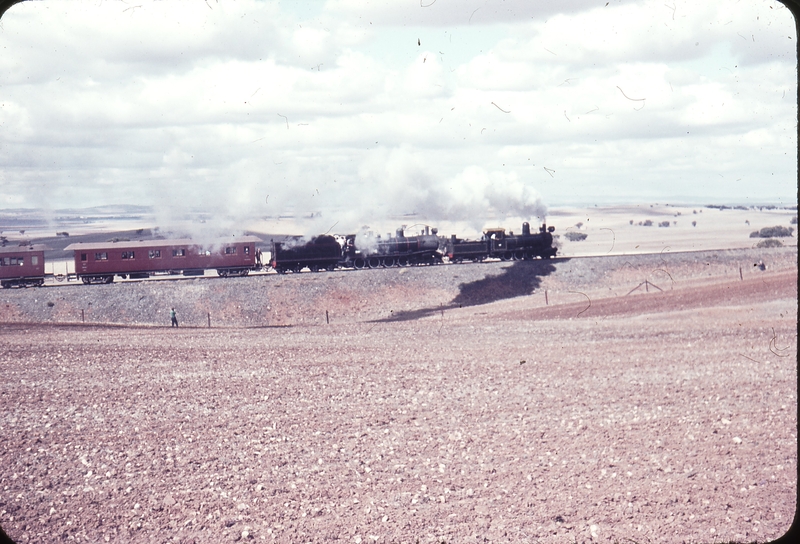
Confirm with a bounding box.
[575,222,583,229]
[791,216,797,225]
[756,239,784,248]
[750,226,794,238]
[642,220,653,226]
[564,231,588,242]
[659,221,670,227]
[692,221,697,227]
[629,220,634,225]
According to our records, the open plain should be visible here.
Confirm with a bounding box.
[1,242,797,543]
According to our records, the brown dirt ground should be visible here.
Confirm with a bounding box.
[0,251,796,543]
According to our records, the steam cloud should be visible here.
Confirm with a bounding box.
[269,147,549,241]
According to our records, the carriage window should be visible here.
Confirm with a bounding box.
[95,252,108,261]
[225,247,237,255]
[148,250,161,259]
[0,258,7,266]
[121,251,135,259]
[172,249,186,257]
[17,258,24,266]
[81,253,87,261]
[31,256,38,265]
[244,247,250,255]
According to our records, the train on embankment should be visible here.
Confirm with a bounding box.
[0,222,556,287]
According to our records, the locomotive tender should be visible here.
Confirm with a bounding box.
[271,235,341,274]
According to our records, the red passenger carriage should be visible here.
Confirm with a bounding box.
[0,245,47,288]
[64,236,262,284]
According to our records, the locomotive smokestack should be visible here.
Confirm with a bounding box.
[396,228,404,238]
[425,226,430,235]
[522,222,531,236]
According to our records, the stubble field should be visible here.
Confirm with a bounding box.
[0,245,797,543]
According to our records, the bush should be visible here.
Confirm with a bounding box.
[642,219,653,226]
[749,226,794,238]
[756,238,784,248]
[658,221,670,227]
[791,216,797,225]
[564,231,588,242]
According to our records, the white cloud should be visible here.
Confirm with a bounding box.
[0,0,794,227]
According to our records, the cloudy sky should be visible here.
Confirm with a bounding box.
[0,0,796,233]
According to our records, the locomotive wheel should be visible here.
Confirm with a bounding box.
[500,253,511,261]
[368,257,381,268]
[353,258,365,270]
[276,267,287,274]
[292,264,302,273]
[326,263,337,272]
[309,265,320,272]
[514,251,525,260]
[104,276,114,284]
[398,257,409,267]
[382,258,395,268]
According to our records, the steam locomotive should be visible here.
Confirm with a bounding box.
[446,222,557,263]
[341,225,442,269]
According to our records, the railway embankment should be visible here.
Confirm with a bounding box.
[1,246,796,328]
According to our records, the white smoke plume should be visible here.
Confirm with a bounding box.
[352,148,548,237]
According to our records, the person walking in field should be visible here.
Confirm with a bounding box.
[170,307,178,327]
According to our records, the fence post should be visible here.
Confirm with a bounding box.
[545,290,549,305]
[326,310,329,324]
[208,312,211,328]
[81,309,84,323]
